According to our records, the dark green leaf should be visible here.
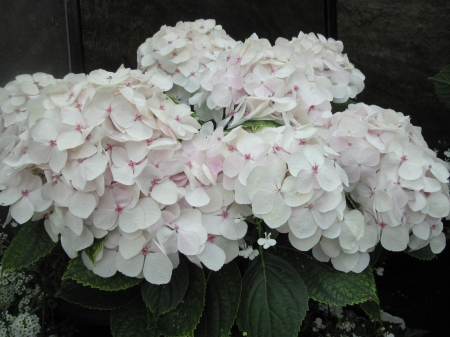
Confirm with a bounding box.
[56,278,138,311]
[157,259,205,337]
[62,257,141,291]
[331,99,357,113]
[236,253,308,337]
[278,247,378,306]
[1,220,57,272]
[429,65,450,109]
[111,296,157,337]
[141,255,189,318]
[407,244,436,261]
[83,237,106,266]
[195,261,242,337]
[240,120,281,131]
[360,299,381,322]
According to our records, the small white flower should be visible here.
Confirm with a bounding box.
[257,232,276,249]
[375,267,384,276]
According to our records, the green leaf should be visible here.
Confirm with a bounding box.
[56,278,139,311]
[331,99,357,113]
[236,253,308,337]
[157,259,206,337]
[360,299,381,322]
[83,237,106,266]
[1,220,57,272]
[407,244,436,261]
[195,261,242,337]
[62,257,141,291]
[111,296,157,337]
[240,120,281,131]
[278,247,378,306]
[141,255,189,318]
[429,65,450,109]
[167,95,180,104]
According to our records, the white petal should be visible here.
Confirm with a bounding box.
[381,225,409,251]
[68,192,96,219]
[117,253,144,277]
[151,180,178,205]
[430,232,446,254]
[288,227,322,251]
[143,253,173,284]
[198,241,226,271]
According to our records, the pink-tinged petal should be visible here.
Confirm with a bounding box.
[295,170,314,194]
[111,165,134,185]
[83,154,108,181]
[262,193,291,228]
[317,163,341,192]
[111,102,135,128]
[143,253,173,285]
[65,226,94,251]
[220,218,247,240]
[126,122,154,141]
[65,211,84,236]
[198,186,223,213]
[430,232,446,254]
[49,147,67,173]
[288,227,322,251]
[151,180,178,205]
[57,131,84,151]
[198,242,226,271]
[287,152,311,176]
[138,198,161,227]
[119,206,145,233]
[288,208,316,238]
[312,243,331,262]
[281,176,313,207]
[185,186,210,207]
[27,141,52,163]
[223,154,246,178]
[252,190,275,215]
[69,192,96,219]
[61,235,78,258]
[116,253,144,277]
[319,237,341,258]
[331,252,359,273]
[412,222,430,240]
[211,84,232,107]
[313,189,342,213]
[178,230,202,256]
[157,227,178,254]
[93,209,118,230]
[340,146,360,166]
[119,235,146,259]
[351,252,370,273]
[427,192,450,218]
[11,197,34,224]
[381,225,409,251]
[0,188,22,206]
[399,161,423,181]
[90,249,118,278]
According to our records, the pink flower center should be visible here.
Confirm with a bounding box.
[229,110,236,116]
[159,105,165,110]
[403,211,408,216]
[379,221,387,228]
[44,213,49,219]
[228,145,237,152]
[168,40,172,44]
[151,179,158,187]
[244,153,251,160]
[294,85,299,92]
[69,92,75,98]
[174,224,179,231]
[221,211,228,219]
[175,115,181,122]
[431,224,436,230]
[128,160,136,168]
[348,142,352,146]
[15,108,20,113]
[146,139,153,146]
[157,63,162,69]
[299,139,307,145]
[424,191,430,197]
[141,247,149,255]
[77,158,84,163]
[312,164,319,173]
[49,140,57,147]
[86,134,91,141]
[135,114,142,121]
[428,165,432,169]
[75,103,82,110]
[115,205,123,213]
[106,144,114,152]
[308,204,313,209]
[217,136,222,141]
[370,190,375,195]
[236,57,242,63]
[273,145,281,151]
[21,189,29,197]
[244,110,250,116]
[207,234,216,243]
[21,148,27,154]
[75,124,83,132]
[106,107,112,114]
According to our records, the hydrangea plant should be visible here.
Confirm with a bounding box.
[0,19,448,337]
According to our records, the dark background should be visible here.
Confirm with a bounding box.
[1,0,449,336]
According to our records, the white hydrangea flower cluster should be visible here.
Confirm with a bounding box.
[0,20,448,285]
[137,19,364,128]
